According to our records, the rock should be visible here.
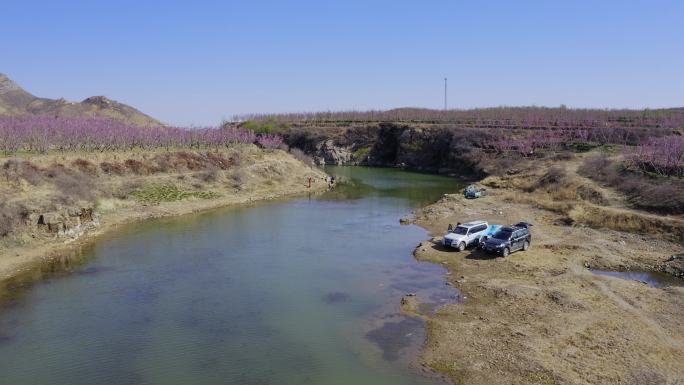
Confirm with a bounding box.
[314,140,353,165]
[399,216,411,225]
[661,254,684,278]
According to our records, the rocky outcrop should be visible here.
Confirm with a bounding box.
[283,122,485,178]
[31,208,98,238]
[314,140,354,165]
[661,254,684,278]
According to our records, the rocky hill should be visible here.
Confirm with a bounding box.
[0,73,161,126]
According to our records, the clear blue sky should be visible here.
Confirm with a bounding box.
[3,0,683,126]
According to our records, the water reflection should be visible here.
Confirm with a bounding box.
[0,167,463,385]
[591,269,683,288]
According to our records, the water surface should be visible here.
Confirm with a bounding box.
[591,269,683,288]
[0,167,462,385]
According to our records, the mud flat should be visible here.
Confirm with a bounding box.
[406,186,684,385]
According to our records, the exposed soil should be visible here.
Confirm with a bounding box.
[406,176,684,384]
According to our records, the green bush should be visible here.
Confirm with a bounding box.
[352,146,371,161]
[130,185,218,205]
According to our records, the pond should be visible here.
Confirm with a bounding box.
[0,166,462,385]
[591,269,683,288]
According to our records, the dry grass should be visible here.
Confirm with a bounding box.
[568,205,684,242]
[0,145,322,244]
[483,154,682,242]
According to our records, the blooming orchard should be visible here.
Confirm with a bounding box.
[0,116,282,154]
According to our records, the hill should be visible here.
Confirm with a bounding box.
[0,73,161,126]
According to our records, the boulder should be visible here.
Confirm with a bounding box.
[37,212,67,233]
[662,254,684,278]
[314,140,353,165]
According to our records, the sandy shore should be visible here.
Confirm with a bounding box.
[405,188,683,385]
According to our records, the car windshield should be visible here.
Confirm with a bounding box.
[451,226,468,235]
[492,230,512,240]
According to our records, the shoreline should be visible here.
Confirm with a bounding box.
[406,186,683,385]
[0,181,328,300]
[0,147,328,294]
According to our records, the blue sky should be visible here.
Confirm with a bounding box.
[3,0,683,126]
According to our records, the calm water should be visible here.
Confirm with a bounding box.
[0,167,462,385]
[591,269,684,288]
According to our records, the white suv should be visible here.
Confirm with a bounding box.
[442,221,489,252]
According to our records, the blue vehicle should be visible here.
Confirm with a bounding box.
[464,185,487,199]
[477,224,502,248]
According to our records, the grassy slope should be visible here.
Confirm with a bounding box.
[0,145,326,280]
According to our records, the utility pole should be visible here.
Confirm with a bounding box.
[444,77,448,111]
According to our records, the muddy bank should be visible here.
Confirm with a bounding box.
[0,146,327,284]
[406,187,683,384]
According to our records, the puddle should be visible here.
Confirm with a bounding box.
[591,269,684,288]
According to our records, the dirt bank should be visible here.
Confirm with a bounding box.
[405,164,684,384]
[0,146,326,282]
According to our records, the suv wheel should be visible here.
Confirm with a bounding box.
[457,242,466,252]
[522,241,530,251]
[502,247,510,257]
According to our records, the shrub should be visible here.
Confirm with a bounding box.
[578,154,618,183]
[537,166,567,187]
[124,159,151,175]
[229,152,243,167]
[45,164,96,202]
[100,162,126,176]
[195,170,219,182]
[71,159,99,176]
[2,159,43,185]
[620,176,684,213]
[290,148,314,165]
[152,152,215,172]
[206,152,232,170]
[0,203,20,237]
[580,154,684,214]
[230,169,247,189]
[256,134,284,149]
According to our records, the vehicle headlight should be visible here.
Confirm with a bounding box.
[496,243,505,248]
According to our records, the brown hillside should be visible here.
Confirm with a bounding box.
[0,73,161,126]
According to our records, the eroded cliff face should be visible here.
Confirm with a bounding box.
[283,122,487,178]
[313,140,354,166]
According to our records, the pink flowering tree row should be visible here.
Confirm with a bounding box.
[255,134,284,149]
[0,116,284,155]
[624,135,684,177]
[484,126,678,156]
[240,107,684,130]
